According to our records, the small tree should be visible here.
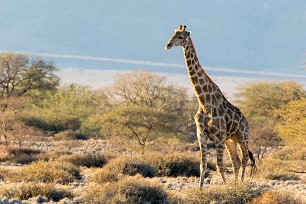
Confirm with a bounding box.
[274,98,306,146]
[98,105,178,146]
[90,71,190,150]
[0,52,59,99]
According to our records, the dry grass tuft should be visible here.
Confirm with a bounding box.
[144,153,213,177]
[0,168,12,181]
[0,182,72,201]
[249,190,303,204]
[82,175,169,204]
[3,146,41,156]
[11,160,81,184]
[0,146,41,164]
[184,181,267,204]
[58,154,108,167]
[36,149,73,161]
[91,156,156,183]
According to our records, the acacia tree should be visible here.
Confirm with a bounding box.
[90,71,190,149]
[0,52,59,145]
[0,52,59,99]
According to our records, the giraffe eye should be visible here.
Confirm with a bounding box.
[178,36,183,39]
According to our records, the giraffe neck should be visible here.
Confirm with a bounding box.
[183,37,224,107]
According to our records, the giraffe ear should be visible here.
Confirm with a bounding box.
[186,31,191,36]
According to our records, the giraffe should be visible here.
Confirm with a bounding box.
[165,25,256,188]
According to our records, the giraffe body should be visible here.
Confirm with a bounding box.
[165,25,256,188]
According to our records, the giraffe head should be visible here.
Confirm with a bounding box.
[165,25,191,50]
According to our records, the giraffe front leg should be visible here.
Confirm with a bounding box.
[198,132,207,188]
[195,110,207,188]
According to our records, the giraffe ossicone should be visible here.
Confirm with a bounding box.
[165,25,256,188]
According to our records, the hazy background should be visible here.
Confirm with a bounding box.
[1,0,306,98]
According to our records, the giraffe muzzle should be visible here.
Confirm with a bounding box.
[165,43,173,50]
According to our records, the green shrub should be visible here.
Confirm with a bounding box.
[83,176,169,204]
[249,190,303,204]
[58,154,108,167]
[0,182,72,201]
[184,181,267,204]
[15,160,81,184]
[91,156,156,183]
[24,116,81,133]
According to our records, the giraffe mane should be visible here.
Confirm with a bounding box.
[189,37,223,93]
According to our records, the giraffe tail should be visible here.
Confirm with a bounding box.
[248,150,257,178]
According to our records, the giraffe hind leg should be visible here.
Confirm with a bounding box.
[225,139,241,182]
[238,141,249,182]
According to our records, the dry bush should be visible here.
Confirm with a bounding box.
[58,154,108,167]
[54,130,88,141]
[91,156,156,183]
[0,149,9,162]
[249,124,280,160]
[0,146,40,164]
[82,175,169,204]
[257,157,300,181]
[0,168,11,181]
[249,190,303,204]
[10,153,38,164]
[11,160,81,184]
[144,153,214,177]
[3,146,41,155]
[273,146,306,161]
[0,182,72,201]
[256,146,305,180]
[36,149,73,161]
[184,182,267,204]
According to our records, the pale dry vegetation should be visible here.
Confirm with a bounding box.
[249,190,304,204]
[82,175,170,204]
[0,54,305,203]
[0,182,73,201]
[184,182,267,204]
